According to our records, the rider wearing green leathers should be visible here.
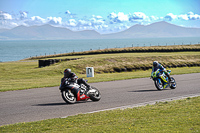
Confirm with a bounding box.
[151,61,171,88]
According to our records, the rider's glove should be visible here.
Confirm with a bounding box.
[151,73,153,78]
[151,72,156,78]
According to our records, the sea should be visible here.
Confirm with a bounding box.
[0,37,200,62]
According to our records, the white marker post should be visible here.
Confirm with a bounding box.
[86,67,94,77]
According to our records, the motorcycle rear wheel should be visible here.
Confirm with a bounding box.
[61,90,76,104]
[154,79,164,90]
[89,87,101,101]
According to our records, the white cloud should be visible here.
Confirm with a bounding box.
[187,12,200,20]
[129,12,147,20]
[164,13,177,21]
[22,16,46,26]
[117,12,129,22]
[10,22,18,27]
[178,14,189,20]
[108,12,129,23]
[108,12,118,19]
[47,17,62,25]
[0,21,18,29]
[31,16,45,22]
[90,17,104,26]
[68,19,77,27]
[178,12,200,21]
[20,11,28,19]
[92,15,103,19]
[77,19,91,26]
[150,16,160,21]
[0,11,12,20]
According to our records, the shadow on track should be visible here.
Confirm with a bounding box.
[33,101,93,106]
[33,102,67,106]
[129,89,170,92]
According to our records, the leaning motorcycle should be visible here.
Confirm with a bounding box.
[59,78,101,104]
[151,70,176,90]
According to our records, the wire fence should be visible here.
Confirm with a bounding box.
[32,42,200,58]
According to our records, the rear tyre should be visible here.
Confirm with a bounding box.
[170,77,176,89]
[89,87,101,101]
[154,79,164,90]
[61,90,76,104]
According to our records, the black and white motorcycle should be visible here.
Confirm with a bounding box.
[59,78,101,104]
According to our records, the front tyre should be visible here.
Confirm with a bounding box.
[170,77,176,89]
[61,90,76,104]
[89,87,101,101]
[154,79,164,90]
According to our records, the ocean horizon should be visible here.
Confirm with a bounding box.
[0,37,200,62]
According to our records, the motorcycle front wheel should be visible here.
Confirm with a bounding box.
[89,87,101,101]
[154,79,164,90]
[170,77,176,89]
[61,90,76,104]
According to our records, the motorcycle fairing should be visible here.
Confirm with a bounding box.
[157,78,162,84]
[77,91,90,101]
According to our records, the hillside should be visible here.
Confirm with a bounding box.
[103,21,200,38]
[0,21,200,40]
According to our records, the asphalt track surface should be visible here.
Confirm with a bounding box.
[0,73,200,126]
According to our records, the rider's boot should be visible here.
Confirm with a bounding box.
[87,86,92,92]
[85,86,91,97]
[83,81,91,90]
[165,72,171,81]
[80,78,91,90]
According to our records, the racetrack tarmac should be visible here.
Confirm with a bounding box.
[0,73,200,126]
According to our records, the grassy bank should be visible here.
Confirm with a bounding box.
[24,44,200,60]
[1,96,199,132]
[0,51,200,92]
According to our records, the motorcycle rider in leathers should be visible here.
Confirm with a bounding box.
[151,61,171,88]
[60,68,91,95]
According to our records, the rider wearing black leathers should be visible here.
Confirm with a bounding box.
[60,69,91,95]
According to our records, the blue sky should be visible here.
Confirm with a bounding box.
[0,0,200,34]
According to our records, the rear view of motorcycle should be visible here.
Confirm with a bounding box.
[59,78,101,104]
[151,70,176,90]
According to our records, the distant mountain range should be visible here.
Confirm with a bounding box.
[0,21,200,40]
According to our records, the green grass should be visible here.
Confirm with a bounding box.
[0,52,200,92]
[1,96,199,132]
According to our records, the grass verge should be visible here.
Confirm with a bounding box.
[1,96,199,132]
